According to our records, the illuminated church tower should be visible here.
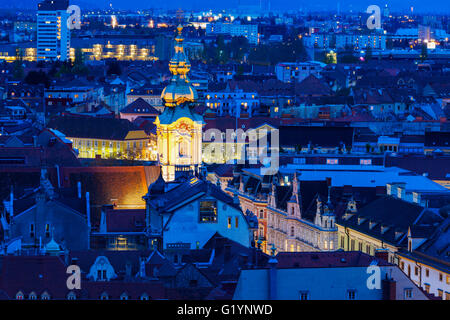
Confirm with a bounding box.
[155,25,204,182]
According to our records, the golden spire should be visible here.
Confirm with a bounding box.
[161,24,198,107]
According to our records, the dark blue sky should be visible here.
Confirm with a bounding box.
[3,0,450,13]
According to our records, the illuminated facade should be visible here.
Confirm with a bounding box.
[227,173,338,254]
[155,25,204,181]
[69,133,156,160]
[72,42,156,61]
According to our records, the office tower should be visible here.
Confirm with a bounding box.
[37,0,70,61]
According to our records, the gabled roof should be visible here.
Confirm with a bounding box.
[150,177,241,213]
[295,74,333,96]
[120,98,160,115]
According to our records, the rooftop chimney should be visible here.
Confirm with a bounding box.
[382,273,397,300]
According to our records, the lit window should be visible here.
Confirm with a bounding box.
[404,288,413,299]
[199,200,217,223]
[327,159,339,165]
[360,159,372,165]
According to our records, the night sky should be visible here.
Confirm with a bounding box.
[1,0,449,13]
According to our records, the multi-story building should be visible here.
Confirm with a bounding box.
[45,84,104,107]
[335,34,387,50]
[206,22,259,45]
[226,170,338,254]
[233,251,430,300]
[396,224,450,300]
[275,62,324,83]
[205,84,259,117]
[304,33,386,50]
[37,0,70,61]
[127,86,164,113]
[47,117,156,160]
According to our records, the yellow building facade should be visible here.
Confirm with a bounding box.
[69,131,156,160]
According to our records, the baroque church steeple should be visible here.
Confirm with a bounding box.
[161,25,198,107]
[155,25,204,182]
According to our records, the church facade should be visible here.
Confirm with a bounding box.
[155,25,204,182]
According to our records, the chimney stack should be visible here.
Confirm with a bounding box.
[268,245,278,300]
[382,273,397,300]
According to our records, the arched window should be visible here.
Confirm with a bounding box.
[16,291,24,300]
[178,139,189,157]
[100,292,109,300]
[67,291,77,300]
[290,226,295,237]
[41,291,50,300]
[29,292,37,300]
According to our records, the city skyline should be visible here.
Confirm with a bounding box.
[0,0,449,13]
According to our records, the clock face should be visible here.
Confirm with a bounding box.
[177,121,191,133]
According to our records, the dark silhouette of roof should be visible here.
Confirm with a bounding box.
[278,126,354,148]
[121,98,160,115]
[274,251,392,269]
[47,116,144,140]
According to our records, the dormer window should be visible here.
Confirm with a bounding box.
[120,293,129,300]
[29,292,37,300]
[16,291,24,300]
[41,291,50,300]
[140,293,149,300]
[100,292,109,300]
[67,291,76,300]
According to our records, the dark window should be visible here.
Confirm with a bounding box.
[347,290,356,300]
[299,291,309,300]
[189,280,198,287]
[199,200,217,223]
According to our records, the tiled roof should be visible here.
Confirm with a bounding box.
[105,209,146,233]
[274,251,392,269]
[338,196,443,246]
[150,177,242,213]
[47,116,144,140]
[294,74,333,96]
[279,126,354,148]
[121,98,160,115]
[0,255,69,299]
